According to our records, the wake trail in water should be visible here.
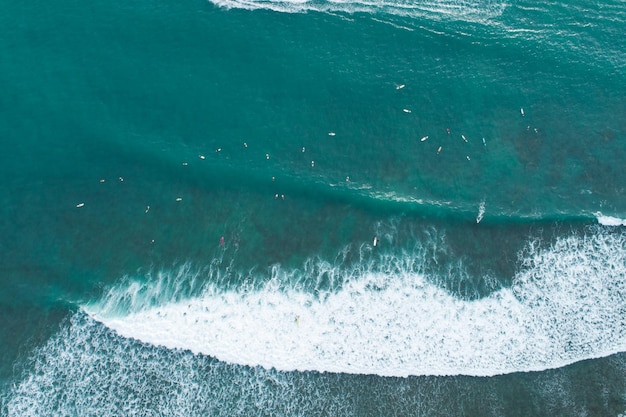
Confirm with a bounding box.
[84,227,626,377]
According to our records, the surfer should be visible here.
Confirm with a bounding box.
[373,235,378,247]
[219,236,225,246]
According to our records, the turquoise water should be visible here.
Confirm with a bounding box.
[1,0,626,415]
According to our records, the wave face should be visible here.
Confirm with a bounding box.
[84,227,626,377]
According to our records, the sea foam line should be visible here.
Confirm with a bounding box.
[85,228,626,377]
[209,0,507,22]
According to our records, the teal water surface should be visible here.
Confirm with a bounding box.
[1,0,626,415]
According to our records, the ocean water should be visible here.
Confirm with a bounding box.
[1,0,626,415]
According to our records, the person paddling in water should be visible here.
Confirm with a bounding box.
[219,236,225,246]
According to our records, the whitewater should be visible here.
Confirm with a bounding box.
[84,227,626,377]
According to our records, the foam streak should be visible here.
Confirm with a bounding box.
[209,0,507,22]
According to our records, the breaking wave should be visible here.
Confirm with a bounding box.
[84,227,626,377]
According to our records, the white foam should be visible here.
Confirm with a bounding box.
[368,189,455,208]
[85,228,626,377]
[3,314,360,417]
[596,213,626,226]
[476,200,485,223]
[8,313,626,416]
[209,0,507,22]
